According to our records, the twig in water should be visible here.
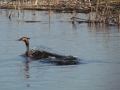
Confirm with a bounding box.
[9,11,13,20]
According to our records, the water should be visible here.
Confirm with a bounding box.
[0,9,120,90]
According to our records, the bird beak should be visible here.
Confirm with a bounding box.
[16,38,22,41]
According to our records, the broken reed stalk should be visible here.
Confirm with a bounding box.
[88,7,92,23]
[119,15,120,25]
[95,0,99,23]
[49,0,51,29]
[100,2,107,23]
[88,6,95,24]
[8,11,12,20]
[105,4,111,24]
[119,15,120,32]
[18,0,20,17]
[13,4,16,19]
[92,12,94,24]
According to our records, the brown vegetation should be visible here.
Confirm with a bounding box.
[0,0,120,25]
[0,0,91,13]
[71,0,120,25]
[90,0,120,25]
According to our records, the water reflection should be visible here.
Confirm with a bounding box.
[3,9,77,27]
[23,60,30,78]
[26,84,30,87]
[88,23,118,34]
[22,57,31,87]
[72,22,77,30]
[23,57,31,78]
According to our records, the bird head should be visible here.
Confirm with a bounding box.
[17,37,30,45]
[17,37,30,41]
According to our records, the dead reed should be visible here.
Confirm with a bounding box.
[88,0,120,25]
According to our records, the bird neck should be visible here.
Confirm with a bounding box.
[25,41,31,57]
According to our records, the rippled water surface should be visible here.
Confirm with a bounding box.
[0,9,120,90]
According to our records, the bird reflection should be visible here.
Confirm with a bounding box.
[23,57,32,79]
[24,61,30,78]
[22,57,32,87]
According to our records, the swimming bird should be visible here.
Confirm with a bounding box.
[17,37,78,65]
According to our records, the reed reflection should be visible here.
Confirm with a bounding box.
[72,22,77,30]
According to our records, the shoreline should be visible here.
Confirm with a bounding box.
[0,5,91,13]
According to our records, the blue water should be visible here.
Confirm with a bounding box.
[0,9,120,90]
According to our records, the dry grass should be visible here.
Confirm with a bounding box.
[88,0,120,25]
